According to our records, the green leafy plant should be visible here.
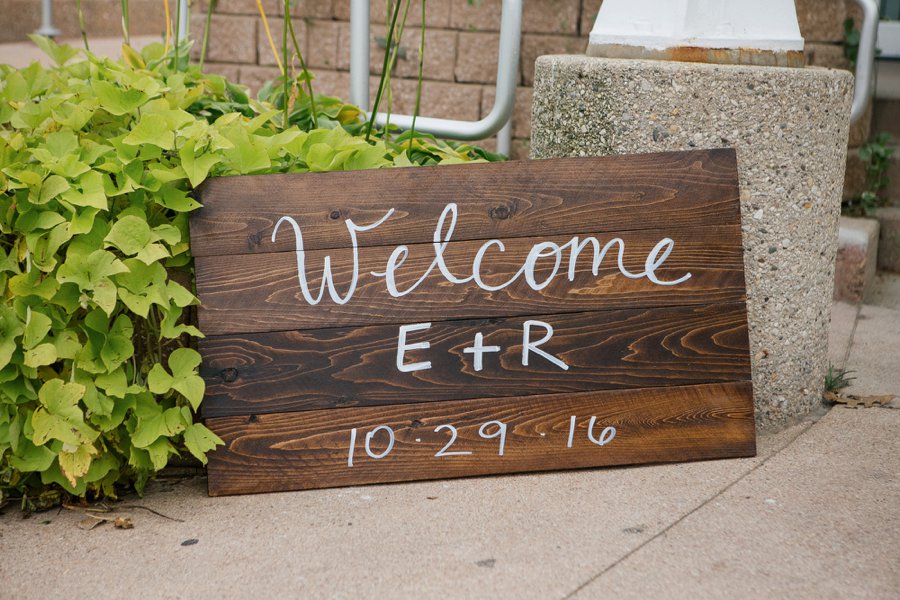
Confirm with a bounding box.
[0,24,500,509]
[844,133,895,216]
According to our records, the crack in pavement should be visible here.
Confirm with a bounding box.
[563,416,821,599]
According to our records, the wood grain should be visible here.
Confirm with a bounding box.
[192,149,755,497]
[190,149,740,257]
[206,381,756,495]
[195,224,746,335]
[200,303,751,417]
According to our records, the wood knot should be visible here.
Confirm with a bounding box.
[221,368,239,383]
[247,232,262,248]
[247,414,259,424]
[489,205,511,220]
[329,210,342,220]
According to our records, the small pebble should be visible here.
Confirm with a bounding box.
[181,538,199,546]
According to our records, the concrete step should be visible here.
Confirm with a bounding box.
[873,98,900,140]
[865,271,900,310]
[876,206,900,272]
[843,302,900,400]
[834,216,880,303]
[886,144,900,207]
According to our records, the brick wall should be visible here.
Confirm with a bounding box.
[0,0,165,43]
[190,0,606,159]
[796,0,874,201]
[191,0,871,166]
[0,0,870,168]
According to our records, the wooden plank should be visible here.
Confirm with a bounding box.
[192,149,754,496]
[206,381,756,496]
[195,224,746,335]
[190,150,740,257]
[200,303,751,417]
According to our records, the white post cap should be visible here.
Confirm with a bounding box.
[588,0,805,67]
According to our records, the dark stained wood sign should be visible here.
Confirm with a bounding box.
[190,149,755,496]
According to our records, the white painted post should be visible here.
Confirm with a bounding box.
[177,0,191,43]
[589,0,804,54]
[36,0,61,37]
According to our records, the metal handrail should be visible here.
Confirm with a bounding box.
[350,0,522,141]
[851,0,879,123]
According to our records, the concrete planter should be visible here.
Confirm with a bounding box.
[531,55,853,429]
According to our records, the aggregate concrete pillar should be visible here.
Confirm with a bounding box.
[531,56,853,429]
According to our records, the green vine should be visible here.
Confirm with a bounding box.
[844,133,896,217]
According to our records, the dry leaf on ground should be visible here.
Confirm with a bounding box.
[77,516,106,531]
[824,391,896,408]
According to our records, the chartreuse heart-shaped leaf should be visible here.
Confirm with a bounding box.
[182,423,223,465]
[27,35,80,66]
[130,394,185,448]
[2,34,500,505]
[31,379,93,446]
[148,347,205,410]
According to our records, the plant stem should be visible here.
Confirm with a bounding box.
[287,10,317,128]
[410,0,426,143]
[77,0,90,51]
[283,0,290,129]
[256,0,283,72]
[174,0,181,69]
[121,0,131,45]
[383,0,412,142]
[366,0,403,141]
[200,0,217,69]
[163,0,171,53]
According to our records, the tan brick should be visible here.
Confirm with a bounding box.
[202,62,242,83]
[291,0,335,19]
[239,65,282,94]
[450,0,579,35]
[368,76,481,121]
[510,138,530,160]
[456,31,500,83]
[795,0,847,43]
[335,0,452,29]
[845,0,864,29]
[0,0,167,43]
[337,23,457,81]
[523,0,579,34]
[307,19,341,69]
[194,0,281,16]
[481,85,533,139]
[452,0,504,31]
[804,42,850,71]
[874,100,900,140]
[312,70,352,100]
[257,18,309,67]
[581,0,604,36]
[877,207,900,271]
[520,33,585,86]
[190,14,257,63]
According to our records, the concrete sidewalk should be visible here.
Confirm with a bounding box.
[0,296,897,598]
[0,35,160,69]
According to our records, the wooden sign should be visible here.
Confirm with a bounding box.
[190,149,755,496]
